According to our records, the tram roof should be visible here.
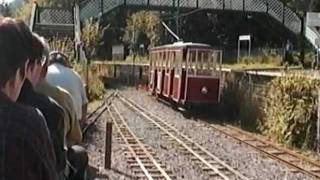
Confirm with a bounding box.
[151,42,212,50]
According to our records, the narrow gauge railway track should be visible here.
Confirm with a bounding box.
[116,93,249,180]
[108,103,175,180]
[210,124,320,179]
[82,91,116,137]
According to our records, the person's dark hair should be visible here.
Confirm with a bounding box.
[48,51,72,68]
[29,33,46,67]
[0,17,33,88]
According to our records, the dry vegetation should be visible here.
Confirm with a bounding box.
[259,75,320,150]
[221,72,320,151]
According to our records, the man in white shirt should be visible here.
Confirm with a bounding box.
[46,51,88,123]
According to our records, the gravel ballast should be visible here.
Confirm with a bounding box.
[84,100,136,180]
[118,87,315,180]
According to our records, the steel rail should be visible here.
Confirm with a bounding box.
[86,91,115,120]
[117,93,249,180]
[82,91,117,136]
[210,124,320,179]
[108,103,173,180]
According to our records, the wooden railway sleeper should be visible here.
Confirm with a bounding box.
[130,164,167,169]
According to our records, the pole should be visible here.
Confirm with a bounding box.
[300,13,306,67]
[318,90,320,153]
[237,39,240,63]
[175,0,180,37]
[248,39,251,57]
[105,121,112,169]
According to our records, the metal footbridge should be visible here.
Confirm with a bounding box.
[30,0,318,52]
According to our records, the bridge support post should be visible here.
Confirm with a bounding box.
[223,0,225,10]
[175,0,180,37]
[196,0,199,8]
[100,0,103,15]
[282,2,285,24]
[299,14,306,66]
[243,0,245,12]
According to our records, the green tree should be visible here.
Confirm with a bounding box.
[81,18,100,58]
[123,11,163,53]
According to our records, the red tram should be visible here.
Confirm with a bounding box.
[148,42,222,106]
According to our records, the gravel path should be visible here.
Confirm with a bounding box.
[118,87,315,180]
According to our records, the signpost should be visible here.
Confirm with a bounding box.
[237,35,251,63]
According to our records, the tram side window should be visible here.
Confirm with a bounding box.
[188,50,196,75]
[175,51,182,75]
[199,52,206,75]
[171,52,175,70]
[162,52,166,69]
[210,51,218,75]
[158,52,161,69]
[150,53,154,69]
[165,51,169,70]
[156,52,160,69]
[167,51,172,70]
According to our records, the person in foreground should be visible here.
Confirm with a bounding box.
[0,17,58,180]
[46,51,89,126]
[34,37,88,180]
[17,32,66,179]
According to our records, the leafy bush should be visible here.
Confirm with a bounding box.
[259,75,320,150]
[73,63,105,102]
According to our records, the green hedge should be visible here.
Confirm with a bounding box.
[259,75,320,150]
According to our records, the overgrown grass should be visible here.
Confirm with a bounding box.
[222,54,285,70]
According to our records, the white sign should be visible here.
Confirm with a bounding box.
[112,45,124,55]
[239,35,251,41]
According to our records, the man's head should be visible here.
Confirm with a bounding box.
[31,34,50,81]
[0,17,33,101]
[25,33,48,87]
[48,51,72,68]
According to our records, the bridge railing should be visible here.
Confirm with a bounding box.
[79,0,301,35]
[37,6,74,25]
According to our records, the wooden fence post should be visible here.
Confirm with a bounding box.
[317,90,320,153]
[105,121,112,169]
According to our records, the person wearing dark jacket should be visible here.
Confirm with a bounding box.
[17,32,66,178]
[0,17,58,180]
